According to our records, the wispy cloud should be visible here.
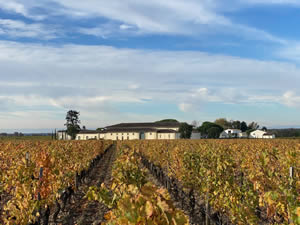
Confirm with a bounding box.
[0,0,290,44]
[0,40,300,129]
[0,1,45,20]
[0,19,59,39]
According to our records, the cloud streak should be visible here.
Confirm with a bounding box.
[0,0,290,45]
[0,40,300,129]
[0,19,59,39]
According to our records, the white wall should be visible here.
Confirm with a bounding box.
[104,132,140,140]
[250,130,266,138]
[57,131,72,140]
[157,133,177,140]
[263,134,275,139]
[76,133,99,140]
[145,132,157,140]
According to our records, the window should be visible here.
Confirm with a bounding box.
[132,133,134,135]
[127,136,129,140]
[95,136,97,139]
[86,136,88,140]
[122,133,123,135]
[150,133,152,135]
[78,136,81,140]
[111,133,113,135]
[127,133,129,135]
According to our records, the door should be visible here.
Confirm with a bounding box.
[140,132,145,140]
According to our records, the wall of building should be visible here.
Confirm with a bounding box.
[145,132,157,140]
[57,132,72,140]
[76,133,99,140]
[263,135,275,139]
[104,132,140,140]
[157,133,177,140]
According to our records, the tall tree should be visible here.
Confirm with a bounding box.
[64,110,81,140]
[207,126,223,138]
[231,120,241,129]
[214,118,230,129]
[198,121,223,138]
[240,121,248,132]
[179,122,193,139]
[248,121,259,130]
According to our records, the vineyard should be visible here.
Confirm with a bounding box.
[0,140,112,224]
[0,139,299,224]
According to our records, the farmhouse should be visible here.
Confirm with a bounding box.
[249,130,275,139]
[103,122,181,140]
[58,121,182,140]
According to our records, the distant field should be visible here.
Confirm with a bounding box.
[0,135,52,141]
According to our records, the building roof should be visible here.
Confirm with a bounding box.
[78,130,105,134]
[105,128,157,133]
[157,129,177,133]
[106,121,181,129]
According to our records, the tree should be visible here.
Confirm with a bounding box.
[248,122,259,130]
[214,118,230,129]
[179,122,193,139]
[207,126,223,138]
[64,110,81,140]
[155,119,179,123]
[240,121,248,132]
[198,121,223,138]
[231,120,241,129]
[262,126,267,131]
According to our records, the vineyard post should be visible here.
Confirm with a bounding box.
[289,167,294,180]
[289,166,294,224]
[38,167,43,201]
[25,152,30,167]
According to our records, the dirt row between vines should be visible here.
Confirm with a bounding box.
[48,144,117,225]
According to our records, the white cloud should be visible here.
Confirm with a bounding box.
[0,1,45,20]
[276,42,300,63]
[281,91,300,107]
[0,19,59,39]
[0,40,300,129]
[0,0,288,44]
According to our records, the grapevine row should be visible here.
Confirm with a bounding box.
[86,142,189,224]
[0,140,112,224]
[126,139,300,225]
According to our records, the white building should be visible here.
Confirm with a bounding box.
[250,130,275,139]
[58,121,182,140]
[57,130,72,140]
[263,133,276,139]
[219,129,242,138]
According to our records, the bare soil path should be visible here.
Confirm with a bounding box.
[49,144,117,225]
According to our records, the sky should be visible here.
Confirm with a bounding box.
[1,0,300,132]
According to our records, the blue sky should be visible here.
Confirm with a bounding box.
[1,0,300,132]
